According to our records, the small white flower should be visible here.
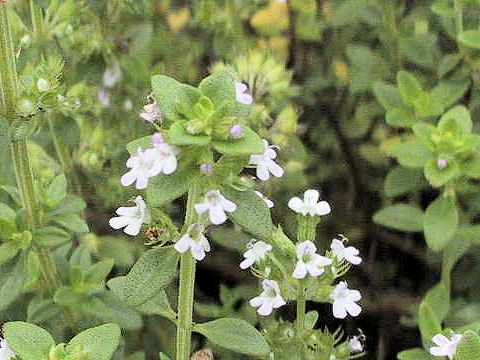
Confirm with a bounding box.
[348,336,363,353]
[240,240,272,269]
[235,82,253,105]
[174,224,211,261]
[37,78,50,92]
[102,61,122,88]
[331,237,362,265]
[255,191,274,208]
[249,279,286,316]
[97,88,111,107]
[292,240,332,279]
[287,189,331,217]
[0,337,15,360]
[195,190,237,225]
[249,140,284,181]
[124,99,133,111]
[330,281,362,319]
[151,140,179,176]
[120,147,160,189]
[429,334,462,359]
[109,196,150,236]
[140,103,162,123]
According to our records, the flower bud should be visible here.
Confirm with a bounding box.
[152,132,164,144]
[437,158,448,169]
[200,163,213,174]
[229,124,243,139]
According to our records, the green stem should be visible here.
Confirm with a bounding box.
[29,0,43,37]
[176,184,202,360]
[296,285,306,333]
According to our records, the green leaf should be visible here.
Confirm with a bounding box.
[27,297,61,324]
[384,167,427,197]
[84,258,114,285]
[33,226,71,248]
[414,92,444,118]
[412,123,436,150]
[397,348,432,360]
[0,203,17,238]
[166,121,211,146]
[438,105,472,135]
[46,174,67,207]
[68,324,121,360]
[458,30,480,49]
[146,162,199,206]
[212,126,264,155]
[397,71,423,107]
[126,136,153,154]
[199,69,236,107]
[107,276,176,320]
[424,195,458,252]
[423,283,450,323]
[390,140,432,168]
[222,188,273,240]
[418,302,442,347]
[372,82,404,111]
[0,203,16,222]
[443,228,472,278]
[54,286,80,306]
[193,318,270,356]
[52,195,87,215]
[373,204,424,232]
[438,54,462,79]
[3,322,55,360]
[124,247,179,307]
[52,213,89,233]
[386,108,416,128]
[175,84,202,120]
[0,259,26,311]
[0,241,20,266]
[424,157,460,187]
[305,310,318,329]
[456,330,480,360]
[151,75,183,121]
[430,79,470,109]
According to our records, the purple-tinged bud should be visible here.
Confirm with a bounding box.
[229,124,243,139]
[152,133,164,144]
[200,163,213,174]
[437,158,448,169]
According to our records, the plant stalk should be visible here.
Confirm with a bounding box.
[296,285,306,333]
[176,184,201,360]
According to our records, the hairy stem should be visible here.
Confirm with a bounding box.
[176,184,201,360]
[296,285,306,333]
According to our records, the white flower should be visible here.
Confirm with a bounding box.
[151,138,179,175]
[195,190,237,225]
[102,61,122,88]
[37,78,50,92]
[0,337,15,360]
[249,140,284,181]
[429,334,462,359]
[249,279,286,316]
[235,82,253,105]
[348,336,363,353]
[140,103,162,123]
[174,224,211,261]
[287,189,331,217]
[121,147,161,189]
[292,240,332,279]
[255,191,274,208]
[331,238,362,265]
[330,281,362,319]
[124,99,133,111]
[240,240,272,269]
[97,88,111,107]
[109,196,150,236]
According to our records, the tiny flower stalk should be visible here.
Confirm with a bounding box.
[176,183,202,360]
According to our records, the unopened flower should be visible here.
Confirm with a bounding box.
[293,240,332,279]
[288,189,331,217]
[235,82,253,105]
[200,163,213,174]
[140,103,162,123]
[0,337,15,360]
[102,61,122,88]
[249,140,284,181]
[121,147,161,189]
[240,240,272,269]
[330,281,362,319]
[331,237,362,265]
[429,334,462,359]
[229,124,243,138]
[124,99,133,111]
[174,224,211,261]
[195,190,237,225]
[109,196,150,236]
[255,191,274,208]
[437,158,448,169]
[249,279,286,316]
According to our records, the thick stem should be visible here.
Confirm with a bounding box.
[176,184,201,360]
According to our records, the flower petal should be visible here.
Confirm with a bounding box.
[304,189,319,204]
[292,261,308,279]
[288,197,304,213]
